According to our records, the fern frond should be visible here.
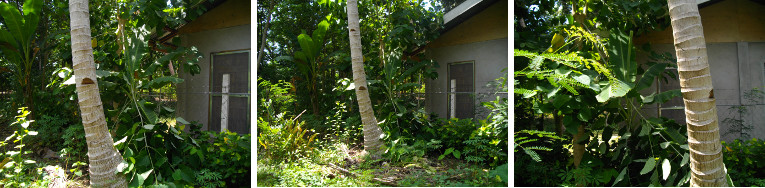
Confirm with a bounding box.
[515,139,538,146]
[526,146,553,151]
[530,56,544,70]
[523,147,542,162]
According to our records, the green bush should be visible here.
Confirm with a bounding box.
[723,138,765,187]
[424,118,477,150]
[257,77,295,123]
[61,123,87,161]
[197,131,251,187]
[383,138,442,163]
[29,115,69,151]
[115,119,205,187]
[257,111,317,163]
[0,108,41,187]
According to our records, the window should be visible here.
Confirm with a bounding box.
[209,50,250,134]
[447,61,474,119]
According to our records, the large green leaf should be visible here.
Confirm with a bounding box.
[297,34,316,61]
[612,168,627,186]
[21,0,41,16]
[401,61,429,78]
[596,79,632,102]
[138,100,158,124]
[553,95,572,108]
[312,20,329,52]
[0,29,19,50]
[21,0,41,43]
[489,163,508,184]
[577,108,592,121]
[640,157,657,175]
[0,3,25,45]
[642,89,681,104]
[143,76,184,89]
[608,29,636,83]
[635,63,668,91]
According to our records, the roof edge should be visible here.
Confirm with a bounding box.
[441,0,498,34]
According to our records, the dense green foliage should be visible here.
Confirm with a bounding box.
[257,0,508,186]
[723,138,765,187]
[0,0,251,187]
[509,0,751,186]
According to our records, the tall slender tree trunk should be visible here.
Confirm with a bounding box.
[257,1,274,65]
[69,0,127,187]
[667,0,727,186]
[347,0,383,156]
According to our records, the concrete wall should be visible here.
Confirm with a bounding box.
[176,24,251,131]
[425,38,508,120]
[427,0,508,48]
[635,0,765,44]
[635,0,765,141]
[423,0,508,120]
[177,0,250,35]
[636,42,765,141]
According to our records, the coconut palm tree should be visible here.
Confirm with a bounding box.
[69,0,127,187]
[667,0,727,186]
[346,0,383,156]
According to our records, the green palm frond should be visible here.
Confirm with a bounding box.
[514,130,564,162]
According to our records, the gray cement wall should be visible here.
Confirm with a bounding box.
[176,24,251,131]
[637,42,765,141]
[424,38,508,120]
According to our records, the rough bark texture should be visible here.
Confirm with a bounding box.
[667,0,727,186]
[69,0,127,187]
[347,0,383,156]
[572,123,586,168]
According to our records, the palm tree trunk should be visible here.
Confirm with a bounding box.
[69,0,127,187]
[347,0,383,157]
[667,0,727,186]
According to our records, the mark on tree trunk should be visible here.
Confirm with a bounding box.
[81,78,94,85]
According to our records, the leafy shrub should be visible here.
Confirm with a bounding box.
[592,117,692,187]
[324,101,362,146]
[722,88,764,140]
[723,138,765,187]
[196,169,224,188]
[515,154,565,186]
[29,115,69,150]
[256,77,295,124]
[424,118,477,150]
[513,130,569,186]
[557,162,616,187]
[61,123,87,161]
[197,130,251,187]
[115,120,204,187]
[383,138,442,163]
[514,130,564,162]
[0,108,40,187]
[258,111,318,163]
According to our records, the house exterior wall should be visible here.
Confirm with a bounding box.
[176,24,251,131]
[635,0,765,44]
[422,0,508,120]
[637,42,765,141]
[427,0,507,48]
[635,0,765,141]
[424,38,508,120]
[177,0,250,35]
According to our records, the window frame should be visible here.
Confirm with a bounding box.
[207,49,251,132]
[446,60,475,119]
